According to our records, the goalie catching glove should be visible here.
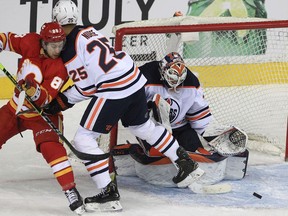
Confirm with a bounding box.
[43,92,74,115]
[205,126,248,156]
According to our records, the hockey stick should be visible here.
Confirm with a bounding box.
[0,63,110,161]
[188,182,232,194]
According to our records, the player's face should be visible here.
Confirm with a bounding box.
[45,40,65,59]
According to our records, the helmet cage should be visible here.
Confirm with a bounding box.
[162,61,187,89]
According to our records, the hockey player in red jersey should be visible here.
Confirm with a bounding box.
[45,0,204,212]
[0,22,85,215]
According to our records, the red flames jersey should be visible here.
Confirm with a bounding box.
[0,32,68,119]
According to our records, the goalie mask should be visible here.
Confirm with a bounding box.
[159,52,187,90]
[52,0,79,26]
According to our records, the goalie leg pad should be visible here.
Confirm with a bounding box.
[176,167,205,188]
[225,149,249,180]
[112,144,137,176]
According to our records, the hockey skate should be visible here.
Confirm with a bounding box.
[173,146,204,188]
[84,181,122,212]
[65,187,85,215]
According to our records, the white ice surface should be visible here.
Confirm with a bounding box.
[0,99,287,216]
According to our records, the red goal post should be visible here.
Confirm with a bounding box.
[108,16,288,160]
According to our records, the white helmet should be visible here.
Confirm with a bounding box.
[159,52,187,90]
[52,0,79,25]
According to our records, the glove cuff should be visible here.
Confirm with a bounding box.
[29,84,41,101]
[57,93,74,111]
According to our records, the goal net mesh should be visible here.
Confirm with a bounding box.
[104,16,288,158]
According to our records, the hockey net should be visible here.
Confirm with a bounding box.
[101,16,288,160]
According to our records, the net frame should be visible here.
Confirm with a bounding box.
[110,17,288,160]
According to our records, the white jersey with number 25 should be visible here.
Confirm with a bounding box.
[61,26,147,103]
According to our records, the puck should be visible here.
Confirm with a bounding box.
[253,192,262,199]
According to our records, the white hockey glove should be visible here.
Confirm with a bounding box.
[149,94,172,133]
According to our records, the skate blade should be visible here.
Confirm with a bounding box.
[188,182,232,194]
[74,205,86,216]
[177,167,205,188]
[85,200,122,212]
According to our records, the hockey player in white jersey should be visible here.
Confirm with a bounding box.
[45,1,204,214]
[140,52,211,152]
[112,52,248,189]
[134,52,247,156]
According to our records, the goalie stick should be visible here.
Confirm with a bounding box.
[0,63,110,161]
[188,182,232,194]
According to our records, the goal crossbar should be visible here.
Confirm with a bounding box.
[110,17,288,161]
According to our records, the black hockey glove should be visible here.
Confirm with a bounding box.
[147,100,153,110]
[43,92,74,115]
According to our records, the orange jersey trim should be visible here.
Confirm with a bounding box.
[87,160,108,172]
[155,133,172,152]
[86,97,104,129]
[100,66,139,89]
[186,109,210,121]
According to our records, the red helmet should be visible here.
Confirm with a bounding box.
[40,21,66,43]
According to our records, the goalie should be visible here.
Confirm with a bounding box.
[113,52,249,187]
